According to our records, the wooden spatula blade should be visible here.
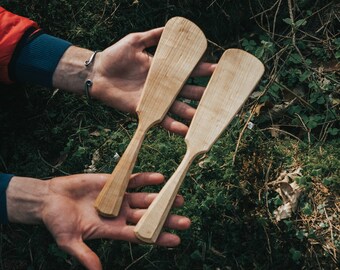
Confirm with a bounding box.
[134,49,264,243]
[137,16,207,123]
[186,48,265,154]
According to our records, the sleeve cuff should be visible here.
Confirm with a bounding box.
[0,173,14,224]
[10,33,72,87]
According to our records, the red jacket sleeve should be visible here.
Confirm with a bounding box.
[0,7,40,84]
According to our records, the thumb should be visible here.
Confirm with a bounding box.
[58,238,102,270]
[138,27,163,48]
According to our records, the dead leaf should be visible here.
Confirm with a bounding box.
[268,167,303,221]
[198,154,209,168]
[270,125,281,138]
[322,59,340,73]
[84,149,100,173]
[274,203,292,221]
[254,103,265,116]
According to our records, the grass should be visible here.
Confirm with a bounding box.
[0,0,339,269]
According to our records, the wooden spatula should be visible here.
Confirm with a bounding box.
[134,49,265,243]
[94,17,207,217]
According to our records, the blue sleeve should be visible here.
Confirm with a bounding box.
[9,31,72,87]
[0,173,14,224]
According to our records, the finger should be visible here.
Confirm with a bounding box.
[191,62,216,77]
[128,172,164,189]
[169,100,196,120]
[106,225,181,247]
[160,116,188,136]
[155,232,182,247]
[179,84,205,100]
[58,238,102,270]
[52,173,109,193]
[127,208,191,230]
[137,27,164,49]
[127,193,184,209]
[164,214,191,230]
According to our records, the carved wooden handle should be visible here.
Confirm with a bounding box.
[134,151,195,243]
[94,124,147,216]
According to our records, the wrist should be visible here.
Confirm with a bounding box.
[6,176,49,224]
[52,46,99,96]
[0,173,14,224]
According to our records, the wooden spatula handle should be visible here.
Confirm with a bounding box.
[94,124,148,216]
[134,150,196,243]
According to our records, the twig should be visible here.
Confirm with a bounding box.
[323,205,337,260]
[295,113,311,145]
[38,150,70,175]
[260,127,303,142]
[287,0,308,66]
[274,81,315,111]
[232,107,256,165]
[207,39,226,51]
[272,0,282,39]
[0,155,7,172]
[232,64,282,164]
[125,247,153,270]
[249,0,282,19]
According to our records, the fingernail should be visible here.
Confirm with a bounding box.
[146,193,156,204]
[179,217,191,227]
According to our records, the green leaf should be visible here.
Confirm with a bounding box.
[335,51,340,59]
[255,47,265,58]
[296,230,307,240]
[190,250,202,260]
[317,95,326,105]
[334,38,340,47]
[327,128,339,136]
[284,220,293,230]
[288,105,302,115]
[319,222,328,228]
[242,38,257,52]
[302,202,313,216]
[289,248,302,262]
[283,18,293,25]
[288,53,303,64]
[306,119,317,129]
[299,70,311,82]
[323,177,334,186]
[295,19,307,28]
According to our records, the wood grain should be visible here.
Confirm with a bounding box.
[134,49,265,243]
[94,17,207,217]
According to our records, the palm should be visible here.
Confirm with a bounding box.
[41,173,189,270]
[92,28,215,136]
[93,31,159,113]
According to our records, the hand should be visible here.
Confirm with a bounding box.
[53,28,215,136]
[91,28,215,135]
[7,173,190,270]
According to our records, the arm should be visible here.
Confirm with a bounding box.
[51,30,215,135]
[2,10,215,135]
[0,7,40,84]
[6,173,190,270]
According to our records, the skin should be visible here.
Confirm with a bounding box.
[7,173,190,270]
[6,27,215,269]
[53,27,216,136]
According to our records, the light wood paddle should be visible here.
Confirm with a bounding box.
[134,49,265,243]
[95,17,207,217]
